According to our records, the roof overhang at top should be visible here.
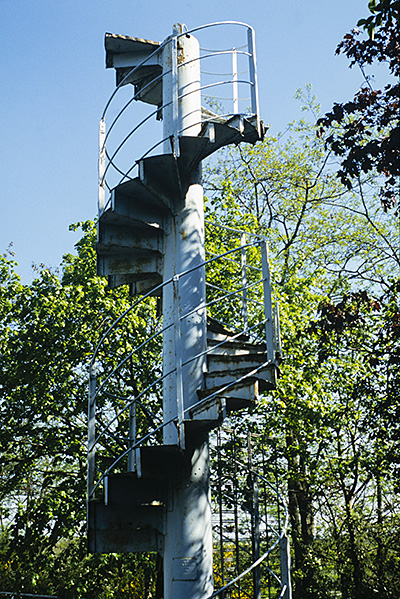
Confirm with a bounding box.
[105,33,163,105]
[105,33,161,68]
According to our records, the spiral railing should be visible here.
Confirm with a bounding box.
[210,429,290,599]
[88,222,289,597]
[89,20,290,599]
[98,21,262,215]
[88,222,280,496]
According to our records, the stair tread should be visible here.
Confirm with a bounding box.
[207,337,266,352]
[138,445,186,479]
[205,362,272,377]
[139,154,182,202]
[207,317,250,341]
[88,499,164,553]
[204,368,277,393]
[98,220,164,252]
[208,353,268,366]
[100,207,165,232]
[113,177,173,213]
[179,117,264,173]
[96,243,162,256]
[105,472,167,506]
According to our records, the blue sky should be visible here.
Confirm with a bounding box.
[1,0,372,283]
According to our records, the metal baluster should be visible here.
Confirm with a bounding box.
[260,241,274,362]
[217,430,226,594]
[248,433,261,599]
[98,118,106,217]
[233,433,241,598]
[232,48,239,115]
[241,232,248,333]
[87,373,96,500]
[262,442,272,599]
[173,275,185,449]
[247,26,261,138]
[127,399,137,472]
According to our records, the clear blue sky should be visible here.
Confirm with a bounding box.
[1,0,372,283]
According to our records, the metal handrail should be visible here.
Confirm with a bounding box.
[92,21,286,596]
[88,232,277,494]
[209,449,290,599]
[99,21,261,212]
[88,243,268,493]
[89,358,274,499]
[91,236,262,367]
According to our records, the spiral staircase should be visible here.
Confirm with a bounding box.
[87,22,291,599]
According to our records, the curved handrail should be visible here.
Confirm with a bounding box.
[92,20,285,596]
[88,222,285,595]
[89,358,274,499]
[209,441,290,599]
[88,231,277,491]
[90,236,262,369]
[177,20,255,39]
[99,21,261,209]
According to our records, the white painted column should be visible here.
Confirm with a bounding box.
[161,25,205,445]
[161,25,213,599]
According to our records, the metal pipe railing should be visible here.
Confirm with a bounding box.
[88,230,279,485]
[98,21,262,215]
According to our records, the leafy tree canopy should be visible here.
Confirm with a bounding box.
[317,0,399,210]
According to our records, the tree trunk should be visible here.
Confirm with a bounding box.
[286,435,315,599]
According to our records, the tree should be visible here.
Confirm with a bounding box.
[308,288,400,598]
[317,0,399,210]
[0,223,160,598]
[205,101,400,597]
[1,100,398,598]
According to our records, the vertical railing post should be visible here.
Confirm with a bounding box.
[217,431,225,590]
[280,533,293,599]
[233,436,241,596]
[260,240,274,362]
[248,433,261,599]
[127,400,137,472]
[241,232,248,333]
[87,372,96,500]
[232,48,239,115]
[247,27,261,138]
[171,34,180,158]
[173,275,185,449]
[274,303,282,360]
[98,118,106,217]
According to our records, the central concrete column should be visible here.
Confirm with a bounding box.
[160,26,214,599]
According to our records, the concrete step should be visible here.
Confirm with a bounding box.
[207,352,268,373]
[98,221,164,253]
[88,499,164,553]
[207,336,267,357]
[204,365,276,393]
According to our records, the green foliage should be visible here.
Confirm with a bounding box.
[318,0,399,208]
[1,90,399,597]
[0,222,159,598]
[205,96,400,597]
